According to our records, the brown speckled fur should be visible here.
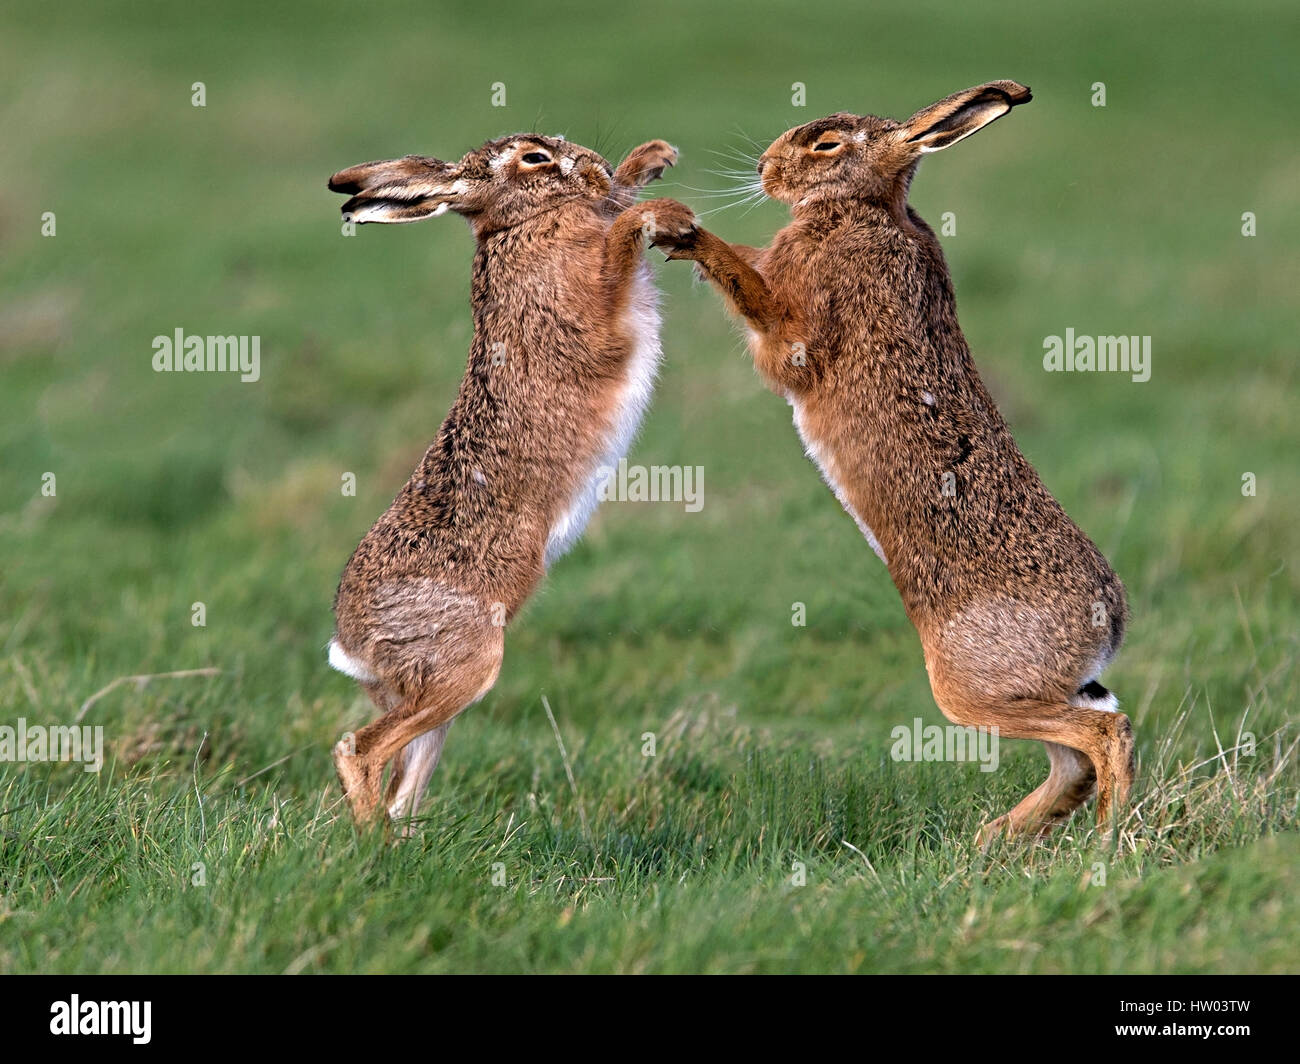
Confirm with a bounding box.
[655,83,1135,845]
[326,135,694,828]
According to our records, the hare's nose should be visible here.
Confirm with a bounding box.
[756,157,768,176]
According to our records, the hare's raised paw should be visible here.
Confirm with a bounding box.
[613,140,679,190]
[634,198,699,258]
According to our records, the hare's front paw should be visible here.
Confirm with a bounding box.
[617,140,678,187]
[636,198,699,259]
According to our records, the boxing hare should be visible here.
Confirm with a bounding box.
[326,134,694,828]
[654,82,1134,845]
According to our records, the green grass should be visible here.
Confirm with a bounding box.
[1,0,1297,973]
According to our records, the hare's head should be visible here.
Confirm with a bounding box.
[330,136,676,236]
[756,81,1030,212]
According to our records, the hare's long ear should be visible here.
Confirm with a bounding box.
[899,81,1031,155]
[612,140,678,194]
[328,155,460,224]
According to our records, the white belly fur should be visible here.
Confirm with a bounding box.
[789,397,888,566]
[544,269,661,567]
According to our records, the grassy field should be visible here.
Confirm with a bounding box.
[1,0,1297,973]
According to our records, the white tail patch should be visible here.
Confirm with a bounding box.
[1070,681,1119,713]
[1072,649,1119,712]
[328,640,378,684]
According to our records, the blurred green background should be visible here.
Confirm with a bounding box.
[0,0,1296,973]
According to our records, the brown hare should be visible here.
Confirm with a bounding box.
[653,82,1134,846]
[326,134,695,829]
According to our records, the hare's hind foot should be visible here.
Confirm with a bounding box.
[929,676,1135,849]
[976,741,1096,849]
[383,722,453,837]
[334,736,384,827]
[1093,711,1136,836]
[332,624,504,831]
[335,722,455,836]
[973,711,1133,849]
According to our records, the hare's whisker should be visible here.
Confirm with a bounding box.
[660,183,762,200]
[696,188,771,215]
[736,192,774,218]
[707,151,759,170]
[727,125,767,151]
[699,173,765,189]
[667,179,765,198]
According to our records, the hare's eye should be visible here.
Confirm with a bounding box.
[813,141,841,152]
[521,152,552,165]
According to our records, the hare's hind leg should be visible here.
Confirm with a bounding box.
[1093,704,1136,831]
[929,683,1134,846]
[384,721,453,833]
[975,741,1096,846]
[334,627,503,828]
